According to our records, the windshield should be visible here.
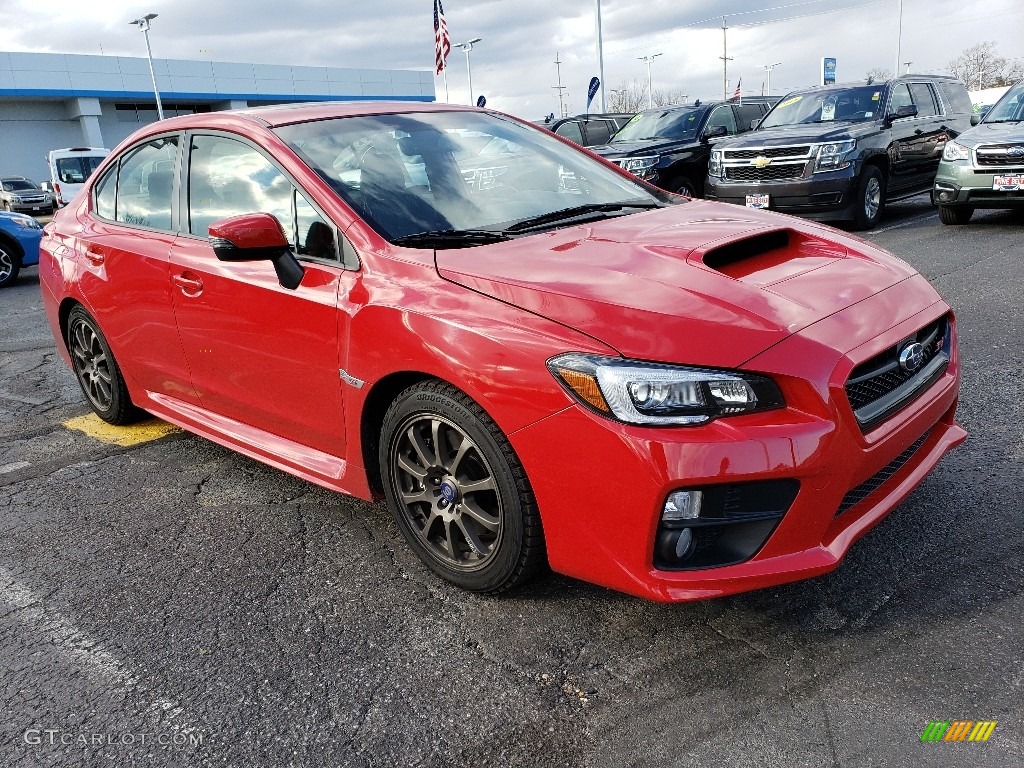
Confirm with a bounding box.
[611,108,706,143]
[275,111,667,242]
[760,86,884,128]
[983,81,1024,122]
[55,155,106,184]
[2,180,36,191]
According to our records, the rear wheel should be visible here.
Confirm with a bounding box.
[938,205,974,225]
[66,306,143,424]
[852,165,885,230]
[379,380,546,594]
[0,242,21,288]
[669,177,698,198]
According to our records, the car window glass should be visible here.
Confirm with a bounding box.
[94,165,117,220]
[586,121,612,145]
[938,81,973,114]
[734,104,765,131]
[188,134,293,238]
[909,83,938,117]
[555,121,585,144]
[114,136,179,230]
[889,84,913,114]
[706,106,738,135]
[295,191,337,261]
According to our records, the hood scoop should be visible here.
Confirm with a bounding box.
[697,228,848,287]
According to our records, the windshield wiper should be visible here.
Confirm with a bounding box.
[503,202,662,234]
[391,229,511,249]
[982,119,1021,124]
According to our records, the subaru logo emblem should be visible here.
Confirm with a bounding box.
[899,342,925,372]
[1007,146,1024,158]
[439,481,457,504]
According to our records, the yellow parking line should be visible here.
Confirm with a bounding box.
[62,414,181,447]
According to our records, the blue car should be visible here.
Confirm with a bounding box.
[0,210,42,288]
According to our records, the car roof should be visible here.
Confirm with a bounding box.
[786,75,962,95]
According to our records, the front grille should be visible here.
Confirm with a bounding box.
[728,145,812,159]
[976,145,1024,167]
[725,164,805,181]
[845,316,950,431]
[836,430,930,517]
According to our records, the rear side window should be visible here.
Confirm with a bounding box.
[94,165,116,220]
[554,121,584,145]
[937,81,973,114]
[909,83,938,117]
[585,120,613,145]
[734,104,766,131]
[114,137,179,231]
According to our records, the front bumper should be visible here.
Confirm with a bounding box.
[510,288,964,602]
[933,161,1024,208]
[5,199,54,214]
[705,166,859,221]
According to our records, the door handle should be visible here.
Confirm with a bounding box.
[172,272,204,296]
[84,245,105,266]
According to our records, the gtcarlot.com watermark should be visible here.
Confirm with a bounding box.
[24,729,203,748]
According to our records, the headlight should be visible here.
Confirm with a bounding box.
[620,156,659,179]
[11,195,23,204]
[547,353,784,426]
[10,215,41,230]
[813,140,856,173]
[709,150,723,178]
[942,142,970,162]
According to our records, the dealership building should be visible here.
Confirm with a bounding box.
[0,51,436,184]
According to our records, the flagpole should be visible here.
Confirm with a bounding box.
[443,65,449,103]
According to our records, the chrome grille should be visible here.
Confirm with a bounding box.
[725,164,805,181]
[835,430,931,517]
[728,146,812,159]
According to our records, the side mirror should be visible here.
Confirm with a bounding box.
[209,212,305,290]
[970,113,982,126]
[702,125,729,142]
[887,104,918,123]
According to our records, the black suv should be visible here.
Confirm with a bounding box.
[589,98,777,197]
[704,75,974,229]
[537,113,635,147]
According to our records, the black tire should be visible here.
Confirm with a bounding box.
[1,201,10,212]
[851,165,886,230]
[0,240,21,288]
[379,380,546,594]
[66,306,143,425]
[938,205,974,225]
[669,177,699,198]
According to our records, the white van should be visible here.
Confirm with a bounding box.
[47,147,110,207]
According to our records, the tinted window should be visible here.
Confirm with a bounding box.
[55,156,104,184]
[554,121,585,145]
[938,81,974,114]
[3,180,36,191]
[888,84,913,113]
[94,165,117,220]
[188,135,292,238]
[585,120,613,145]
[115,136,179,230]
[909,83,938,117]
[705,105,738,135]
[295,191,337,261]
[734,104,766,131]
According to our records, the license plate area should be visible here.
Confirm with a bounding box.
[993,175,1024,191]
[745,194,769,209]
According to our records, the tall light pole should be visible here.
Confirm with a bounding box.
[638,53,663,109]
[453,38,482,106]
[595,0,606,112]
[894,0,904,82]
[761,62,782,95]
[129,13,164,120]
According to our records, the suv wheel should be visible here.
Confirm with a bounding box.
[0,241,21,288]
[852,165,885,230]
[938,205,974,225]
[669,178,698,198]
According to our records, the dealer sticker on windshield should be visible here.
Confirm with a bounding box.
[745,194,769,209]
[993,175,1023,191]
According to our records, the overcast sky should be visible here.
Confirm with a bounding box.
[2,0,1021,118]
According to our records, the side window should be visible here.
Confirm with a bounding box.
[295,191,337,261]
[909,83,938,117]
[188,134,293,238]
[114,137,179,230]
[734,105,764,132]
[888,84,913,114]
[94,164,117,220]
[585,121,613,145]
[705,105,738,135]
[554,121,585,145]
[938,81,973,115]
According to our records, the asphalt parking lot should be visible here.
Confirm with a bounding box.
[1,200,1021,768]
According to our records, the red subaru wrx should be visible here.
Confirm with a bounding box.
[39,103,965,602]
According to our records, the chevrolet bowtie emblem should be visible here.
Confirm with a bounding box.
[751,156,772,168]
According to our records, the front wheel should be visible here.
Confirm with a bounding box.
[852,165,886,230]
[0,243,21,288]
[66,306,143,424]
[379,380,546,594]
[669,177,699,198]
[938,205,974,225]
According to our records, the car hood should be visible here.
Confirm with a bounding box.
[719,121,881,148]
[591,139,698,158]
[435,201,922,367]
[958,121,1024,147]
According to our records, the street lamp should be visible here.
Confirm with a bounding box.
[453,38,482,107]
[129,13,164,120]
[761,62,782,95]
[638,53,663,109]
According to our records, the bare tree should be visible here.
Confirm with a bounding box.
[652,88,688,107]
[865,67,891,83]
[948,42,1023,89]
[607,78,648,113]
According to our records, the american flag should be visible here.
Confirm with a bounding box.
[732,76,742,101]
[434,0,451,75]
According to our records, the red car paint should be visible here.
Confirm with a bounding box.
[38,103,965,601]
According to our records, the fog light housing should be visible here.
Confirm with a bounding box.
[933,183,958,203]
[663,490,702,521]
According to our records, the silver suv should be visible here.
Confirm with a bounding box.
[933,79,1024,225]
[0,177,54,215]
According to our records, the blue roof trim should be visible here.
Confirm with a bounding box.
[0,88,435,103]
